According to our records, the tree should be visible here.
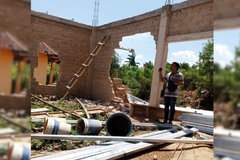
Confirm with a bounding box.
[144,61,154,69]
[180,62,190,70]
[110,51,121,79]
[125,53,140,67]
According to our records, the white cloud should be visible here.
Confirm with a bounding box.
[214,44,234,68]
[136,55,143,60]
[169,50,198,66]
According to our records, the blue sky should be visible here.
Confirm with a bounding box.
[214,29,240,68]
[31,0,240,68]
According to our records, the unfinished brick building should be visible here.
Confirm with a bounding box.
[31,0,213,106]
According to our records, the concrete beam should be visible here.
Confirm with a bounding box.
[171,0,213,11]
[98,9,162,30]
[98,0,212,30]
[149,12,169,107]
[214,17,240,31]
[167,31,213,43]
[31,11,93,30]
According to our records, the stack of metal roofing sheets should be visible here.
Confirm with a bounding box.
[179,113,213,134]
[32,128,199,160]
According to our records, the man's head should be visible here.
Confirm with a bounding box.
[170,62,180,72]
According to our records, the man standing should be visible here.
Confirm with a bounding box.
[158,62,184,124]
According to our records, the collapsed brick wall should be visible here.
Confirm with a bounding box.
[90,1,213,102]
[112,78,132,103]
[91,15,160,101]
[31,14,92,97]
[0,0,30,111]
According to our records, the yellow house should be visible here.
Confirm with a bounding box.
[0,32,29,95]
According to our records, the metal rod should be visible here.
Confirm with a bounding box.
[31,134,213,144]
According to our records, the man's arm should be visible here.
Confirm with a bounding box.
[172,74,184,87]
[158,68,164,82]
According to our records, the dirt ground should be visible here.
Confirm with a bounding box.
[31,95,214,159]
[120,143,213,160]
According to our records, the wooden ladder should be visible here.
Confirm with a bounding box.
[61,35,111,99]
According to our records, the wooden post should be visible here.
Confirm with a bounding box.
[49,60,56,84]
[15,59,25,93]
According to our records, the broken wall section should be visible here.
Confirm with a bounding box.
[91,0,213,102]
[31,12,92,97]
[91,14,160,101]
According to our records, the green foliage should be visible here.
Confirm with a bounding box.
[0,145,7,157]
[109,42,213,103]
[60,140,74,150]
[46,62,60,84]
[214,39,240,108]
[110,51,121,79]
[196,39,214,95]
[125,53,140,67]
[144,61,154,69]
[180,62,190,70]
[11,62,30,93]
[31,139,46,150]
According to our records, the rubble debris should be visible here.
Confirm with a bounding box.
[112,78,132,103]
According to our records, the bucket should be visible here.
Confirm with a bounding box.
[76,118,102,135]
[43,118,71,135]
[105,113,133,136]
[44,117,67,123]
[8,142,30,160]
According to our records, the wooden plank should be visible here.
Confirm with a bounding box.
[75,98,90,119]
[0,115,30,131]
[31,109,105,119]
[0,128,16,134]
[31,108,50,113]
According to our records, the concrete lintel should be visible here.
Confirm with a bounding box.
[167,31,213,43]
[171,0,213,11]
[214,17,240,31]
[98,8,162,30]
[31,10,93,30]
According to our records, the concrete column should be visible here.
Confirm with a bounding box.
[86,27,97,98]
[49,60,56,85]
[15,59,25,93]
[149,11,170,107]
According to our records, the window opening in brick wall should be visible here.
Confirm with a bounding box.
[33,42,61,86]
